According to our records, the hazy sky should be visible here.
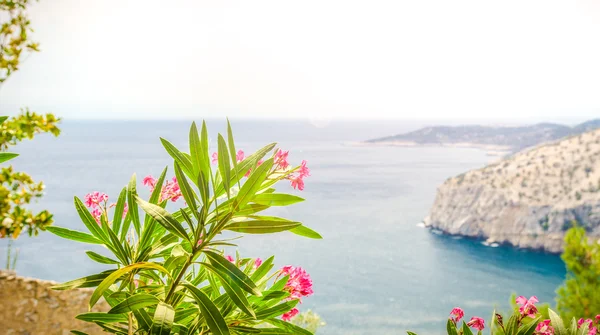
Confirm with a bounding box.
[1,0,600,121]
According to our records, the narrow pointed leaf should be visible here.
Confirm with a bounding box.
[89,262,169,309]
[85,251,120,265]
[76,313,128,323]
[251,193,304,206]
[202,262,256,318]
[52,272,114,290]
[127,174,141,235]
[108,293,160,314]
[111,187,127,234]
[184,283,230,335]
[204,250,261,296]
[0,152,18,163]
[217,134,231,196]
[289,225,322,239]
[136,196,190,242]
[233,158,273,210]
[47,226,102,244]
[74,197,108,243]
[226,219,301,234]
[174,162,197,212]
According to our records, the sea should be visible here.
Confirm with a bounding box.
[3,119,566,335]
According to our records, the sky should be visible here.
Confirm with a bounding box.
[1,0,600,121]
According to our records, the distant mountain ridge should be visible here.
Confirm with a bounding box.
[366,119,600,152]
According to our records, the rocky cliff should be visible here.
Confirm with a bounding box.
[424,128,600,253]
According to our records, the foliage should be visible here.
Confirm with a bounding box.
[49,120,321,334]
[0,0,40,84]
[557,225,600,320]
[0,110,60,239]
[290,310,326,333]
[407,295,600,335]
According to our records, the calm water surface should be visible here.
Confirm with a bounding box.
[4,119,565,335]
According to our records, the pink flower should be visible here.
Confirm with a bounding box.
[579,319,594,329]
[211,152,218,164]
[590,327,598,335]
[254,258,263,269]
[536,320,554,335]
[290,176,305,191]
[449,307,464,324]
[467,317,485,331]
[274,149,290,170]
[596,315,600,324]
[226,255,235,263]
[280,266,313,301]
[282,308,299,321]
[236,150,245,162]
[143,175,157,190]
[160,177,182,202]
[516,296,539,318]
[91,208,103,224]
[298,160,310,178]
[84,192,108,208]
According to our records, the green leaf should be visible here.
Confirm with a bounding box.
[406,332,418,335]
[151,302,175,335]
[85,251,120,265]
[128,174,141,236]
[266,319,313,335]
[227,118,237,168]
[89,262,169,309]
[225,219,301,234]
[160,137,195,180]
[251,193,304,206]
[75,312,128,323]
[47,226,103,244]
[202,262,256,318]
[183,283,230,335]
[549,309,567,335]
[189,121,203,177]
[251,256,274,282]
[462,321,474,335]
[517,316,541,335]
[255,300,299,319]
[217,134,231,197]
[108,293,160,314]
[204,250,261,296]
[70,331,89,335]
[174,162,197,213]
[52,272,114,290]
[136,196,190,242]
[74,197,108,243]
[233,158,273,210]
[112,188,127,235]
[446,319,458,335]
[289,225,322,239]
[0,152,18,164]
[0,116,8,124]
[505,313,519,335]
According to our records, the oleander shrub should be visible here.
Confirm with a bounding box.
[48,120,321,335]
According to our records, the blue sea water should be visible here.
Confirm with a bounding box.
[4,119,565,335]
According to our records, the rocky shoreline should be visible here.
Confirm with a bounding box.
[423,129,600,253]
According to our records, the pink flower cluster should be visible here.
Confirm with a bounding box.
[536,320,554,335]
[516,295,539,318]
[578,318,599,335]
[448,307,485,331]
[278,265,314,322]
[83,192,128,224]
[143,176,182,202]
[212,148,310,190]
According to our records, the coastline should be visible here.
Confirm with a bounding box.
[351,141,513,156]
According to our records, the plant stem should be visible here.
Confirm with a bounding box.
[128,312,133,335]
[165,255,193,304]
